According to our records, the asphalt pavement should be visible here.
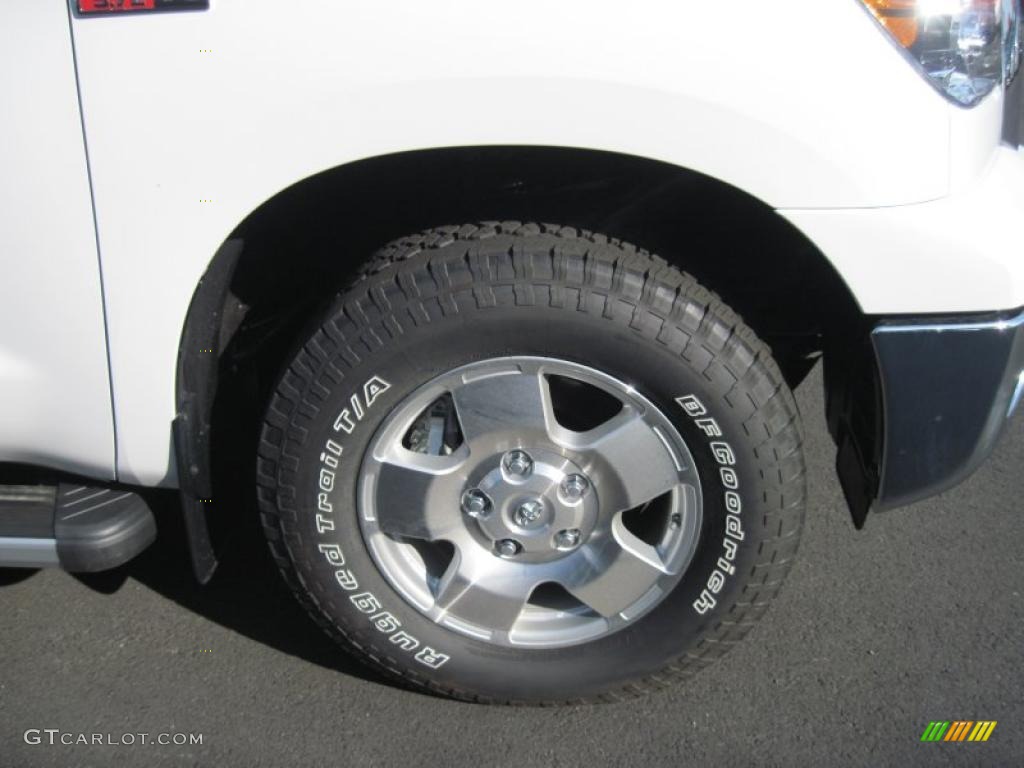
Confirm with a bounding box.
[1,364,1022,767]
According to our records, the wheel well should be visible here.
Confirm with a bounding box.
[225,146,861,387]
[176,146,865,579]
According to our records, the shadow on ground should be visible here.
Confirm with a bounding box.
[68,489,397,689]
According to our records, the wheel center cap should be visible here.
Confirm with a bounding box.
[462,448,598,563]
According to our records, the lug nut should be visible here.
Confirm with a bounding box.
[554,528,581,550]
[513,499,545,528]
[502,449,534,478]
[461,488,492,519]
[496,538,522,558]
[560,474,590,501]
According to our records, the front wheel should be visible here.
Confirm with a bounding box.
[257,222,805,703]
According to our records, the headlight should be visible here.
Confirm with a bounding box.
[860,0,1022,106]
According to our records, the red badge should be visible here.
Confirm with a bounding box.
[78,0,156,11]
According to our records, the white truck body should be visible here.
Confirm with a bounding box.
[1,0,1022,485]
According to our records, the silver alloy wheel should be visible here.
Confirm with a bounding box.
[358,357,702,649]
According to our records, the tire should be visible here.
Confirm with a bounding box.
[257,222,805,704]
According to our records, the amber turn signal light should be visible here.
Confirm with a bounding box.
[861,0,919,48]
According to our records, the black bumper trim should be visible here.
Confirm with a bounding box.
[1003,67,1023,148]
[871,307,1024,512]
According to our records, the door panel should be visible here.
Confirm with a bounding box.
[0,4,115,478]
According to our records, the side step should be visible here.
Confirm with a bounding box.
[0,483,156,572]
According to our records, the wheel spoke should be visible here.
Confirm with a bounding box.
[449,367,555,446]
[560,523,668,618]
[433,552,530,633]
[576,407,682,514]
[371,450,466,541]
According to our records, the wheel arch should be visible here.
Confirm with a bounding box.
[175,146,866,581]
